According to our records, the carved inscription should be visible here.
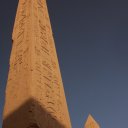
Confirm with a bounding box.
[16,1,26,46]
[3,0,71,128]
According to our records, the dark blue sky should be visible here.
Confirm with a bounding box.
[1,0,128,128]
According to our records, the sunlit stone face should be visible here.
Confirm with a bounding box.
[84,115,100,128]
[2,0,71,128]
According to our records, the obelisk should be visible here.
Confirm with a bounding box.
[84,114,100,128]
[2,0,71,128]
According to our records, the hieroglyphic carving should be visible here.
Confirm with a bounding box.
[3,0,71,128]
[32,0,71,124]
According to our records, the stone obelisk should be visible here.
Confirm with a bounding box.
[2,0,71,128]
[84,115,100,128]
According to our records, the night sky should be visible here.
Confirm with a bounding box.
[1,0,128,128]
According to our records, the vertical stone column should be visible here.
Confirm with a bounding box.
[2,0,72,128]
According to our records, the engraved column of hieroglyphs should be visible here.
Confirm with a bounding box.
[36,0,57,117]
[8,0,27,87]
[31,0,53,115]
[42,0,68,125]
[44,1,71,126]
[43,1,61,122]
[33,0,46,106]
[11,0,32,92]
[44,0,63,120]
[43,0,62,120]
[3,0,30,118]
[15,0,26,72]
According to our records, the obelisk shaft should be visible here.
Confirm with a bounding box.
[84,115,100,128]
[2,0,71,128]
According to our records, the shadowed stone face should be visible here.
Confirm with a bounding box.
[3,99,66,128]
[27,124,39,128]
[2,0,71,128]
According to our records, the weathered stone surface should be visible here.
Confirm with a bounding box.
[84,114,100,128]
[2,0,71,128]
